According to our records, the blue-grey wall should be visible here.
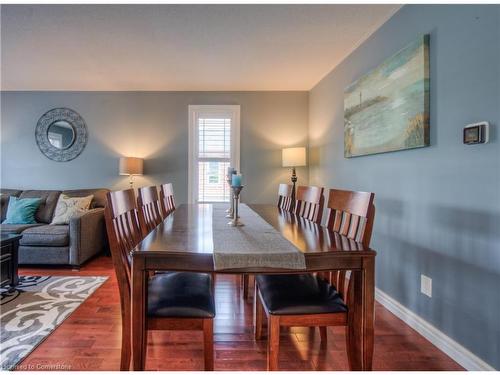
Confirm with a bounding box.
[1,4,499,368]
[1,91,309,204]
[309,5,500,368]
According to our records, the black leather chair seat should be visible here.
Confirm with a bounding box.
[256,274,347,315]
[148,272,215,318]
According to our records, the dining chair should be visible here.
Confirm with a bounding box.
[293,185,325,224]
[104,189,216,371]
[242,185,325,300]
[254,188,375,370]
[277,183,294,211]
[137,185,163,237]
[159,183,176,219]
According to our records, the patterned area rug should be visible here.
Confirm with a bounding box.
[0,275,107,371]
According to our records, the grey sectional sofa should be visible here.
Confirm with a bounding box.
[0,188,109,267]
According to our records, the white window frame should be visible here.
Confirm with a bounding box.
[188,105,240,204]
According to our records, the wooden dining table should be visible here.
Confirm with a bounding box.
[130,203,376,371]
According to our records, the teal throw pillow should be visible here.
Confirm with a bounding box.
[2,197,42,224]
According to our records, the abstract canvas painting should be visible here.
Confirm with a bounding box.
[344,35,430,158]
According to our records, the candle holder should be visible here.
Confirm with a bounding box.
[225,177,234,217]
[228,185,244,227]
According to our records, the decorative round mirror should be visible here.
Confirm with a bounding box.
[47,121,76,149]
[35,108,88,162]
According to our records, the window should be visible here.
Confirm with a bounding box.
[207,162,220,184]
[189,105,240,203]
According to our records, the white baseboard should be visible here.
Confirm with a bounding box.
[375,288,496,371]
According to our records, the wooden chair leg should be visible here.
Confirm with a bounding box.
[120,310,131,371]
[211,273,216,295]
[267,315,280,371]
[247,274,255,300]
[142,327,148,368]
[319,326,328,345]
[254,289,264,340]
[345,325,353,370]
[203,319,214,371]
[141,280,149,369]
[242,274,249,300]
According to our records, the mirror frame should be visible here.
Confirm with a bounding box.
[35,108,88,162]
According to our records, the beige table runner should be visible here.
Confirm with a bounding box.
[212,204,306,271]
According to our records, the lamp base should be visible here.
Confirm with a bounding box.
[290,167,297,208]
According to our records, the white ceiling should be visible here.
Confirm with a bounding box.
[1,4,401,91]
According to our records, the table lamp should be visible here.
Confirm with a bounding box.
[282,147,306,197]
[119,157,143,188]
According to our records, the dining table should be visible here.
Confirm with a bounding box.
[130,203,376,371]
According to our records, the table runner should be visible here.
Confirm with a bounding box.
[212,204,306,270]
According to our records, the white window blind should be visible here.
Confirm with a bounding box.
[198,118,231,202]
[189,106,240,203]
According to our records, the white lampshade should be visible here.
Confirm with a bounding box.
[282,147,306,167]
[119,157,143,176]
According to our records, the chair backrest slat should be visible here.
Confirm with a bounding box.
[277,184,294,211]
[331,210,342,232]
[137,186,163,236]
[294,185,325,224]
[348,214,360,239]
[339,212,351,236]
[160,183,176,218]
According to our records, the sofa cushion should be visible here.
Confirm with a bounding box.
[19,190,62,224]
[62,189,109,208]
[0,189,23,196]
[51,194,93,225]
[19,245,69,265]
[3,197,42,224]
[1,189,22,221]
[19,224,70,247]
[0,223,44,234]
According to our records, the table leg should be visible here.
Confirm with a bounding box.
[347,258,375,370]
[243,274,255,301]
[131,256,147,370]
[347,269,362,370]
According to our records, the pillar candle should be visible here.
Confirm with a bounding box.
[231,174,242,187]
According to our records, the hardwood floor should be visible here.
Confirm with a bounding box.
[17,256,463,371]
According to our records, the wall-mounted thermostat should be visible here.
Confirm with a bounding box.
[463,121,489,145]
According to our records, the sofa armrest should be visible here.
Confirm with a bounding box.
[69,207,107,266]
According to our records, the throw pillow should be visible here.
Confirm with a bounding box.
[2,197,42,224]
[50,194,94,225]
